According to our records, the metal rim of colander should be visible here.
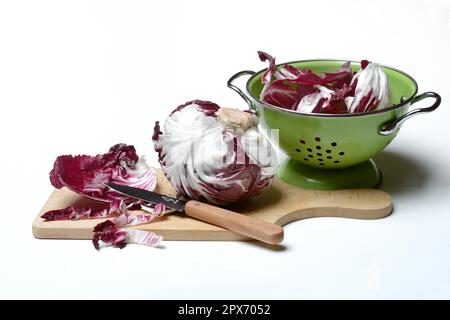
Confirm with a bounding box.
[246,58,419,118]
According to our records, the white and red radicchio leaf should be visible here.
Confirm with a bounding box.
[42,144,157,221]
[261,79,316,110]
[258,51,277,90]
[347,61,391,113]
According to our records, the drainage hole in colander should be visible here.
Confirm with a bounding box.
[295,148,301,152]
[315,137,321,142]
[334,160,340,164]
[327,156,332,159]
[300,140,306,144]
[331,142,337,147]
[318,159,324,162]
[339,152,345,156]
[319,163,324,166]
[304,158,309,161]
[316,145,322,150]
[307,148,312,152]
[308,155,314,158]
[326,149,331,153]
[317,153,322,156]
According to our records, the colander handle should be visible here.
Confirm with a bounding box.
[378,91,441,136]
[227,70,257,112]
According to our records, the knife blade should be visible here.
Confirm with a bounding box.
[106,183,284,245]
[107,183,186,212]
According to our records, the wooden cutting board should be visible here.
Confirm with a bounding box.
[32,169,393,241]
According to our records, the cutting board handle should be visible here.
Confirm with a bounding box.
[185,200,284,244]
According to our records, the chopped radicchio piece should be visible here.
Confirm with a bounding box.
[92,208,165,250]
[41,206,110,221]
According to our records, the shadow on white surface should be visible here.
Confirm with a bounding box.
[375,151,431,196]
[242,241,288,252]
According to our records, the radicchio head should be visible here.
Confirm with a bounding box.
[153,100,277,205]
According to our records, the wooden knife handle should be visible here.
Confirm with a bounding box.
[184,200,284,244]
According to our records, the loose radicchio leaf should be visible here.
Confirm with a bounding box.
[296,86,333,113]
[361,60,370,70]
[260,79,316,109]
[259,52,354,112]
[312,96,348,114]
[92,209,165,250]
[153,203,166,216]
[258,51,276,90]
[93,220,128,250]
[274,64,302,80]
[261,64,320,109]
[291,69,329,85]
[42,144,157,221]
[322,61,354,89]
[153,101,277,205]
[310,83,357,114]
[41,206,110,221]
[274,61,353,87]
[257,51,391,114]
[348,62,391,113]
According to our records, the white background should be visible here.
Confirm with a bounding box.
[1,0,449,299]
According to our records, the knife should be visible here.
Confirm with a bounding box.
[107,183,284,245]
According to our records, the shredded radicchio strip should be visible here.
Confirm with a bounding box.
[41,199,141,221]
[42,206,111,221]
[92,204,166,250]
[92,220,128,249]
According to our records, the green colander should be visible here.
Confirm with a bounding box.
[228,60,441,190]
